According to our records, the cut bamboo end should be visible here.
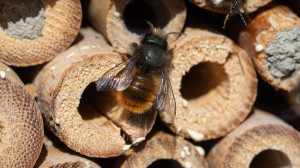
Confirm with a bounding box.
[167,27,257,141]
[0,63,44,167]
[188,0,272,14]
[207,109,300,168]
[0,0,82,66]
[238,5,300,91]
[88,0,186,53]
[36,136,101,168]
[33,27,125,158]
[33,28,159,158]
[117,131,208,168]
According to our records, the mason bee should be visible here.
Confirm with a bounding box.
[96,24,176,124]
[209,0,248,28]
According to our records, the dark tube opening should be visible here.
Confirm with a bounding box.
[148,159,184,168]
[180,62,229,101]
[250,149,292,168]
[78,83,117,128]
[123,0,170,35]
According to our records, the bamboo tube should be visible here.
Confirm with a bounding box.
[116,131,208,168]
[35,135,101,168]
[207,109,300,167]
[0,0,82,67]
[188,0,272,14]
[238,5,300,91]
[285,84,300,113]
[33,27,160,158]
[88,0,186,53]
[0,63,44,167]
[166,27,257,141]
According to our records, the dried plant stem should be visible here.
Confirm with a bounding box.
[0,0,82,66]
[117,131,208,168]
[238,5,300,91]
[88,0,186,53]
[0,62,43,167]
[207,109,300,167]
[167,27,257,141]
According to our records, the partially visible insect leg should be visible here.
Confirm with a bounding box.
[223,0,238,28]
[223,0,247,28]
[231,0,248,27]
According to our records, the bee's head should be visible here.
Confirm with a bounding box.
[141,31,168,50]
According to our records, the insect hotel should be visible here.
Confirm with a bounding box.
[0,0,300,167]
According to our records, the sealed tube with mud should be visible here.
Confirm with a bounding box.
[238,5,300,91]
[0,0,82,66]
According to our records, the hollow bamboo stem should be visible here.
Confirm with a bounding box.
[0,0,82,66]
[167,27,257,141]
[35,135,101,168]
[0,62,44,167]
[88,0,186,53]
[238,5,300,91]
[117,131,208,168]
[207,109,300,168]
[33,27,160,158]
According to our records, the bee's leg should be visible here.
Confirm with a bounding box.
[230,0,247,26]
[223,0,247,28]
[223,0,238,28]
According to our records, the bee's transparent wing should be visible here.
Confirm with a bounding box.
[96,57,137,91]
[155,67,176,124]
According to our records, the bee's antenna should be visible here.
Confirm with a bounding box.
[163,32,186,39]
[145,21,155,31]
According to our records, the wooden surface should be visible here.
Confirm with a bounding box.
[166,27,257,141]
[117,131,208,168]
[238,5,300,91]
[207,109,300,168]
[88,0,186,53]
[0,62,43,167]
[0,0,82,66]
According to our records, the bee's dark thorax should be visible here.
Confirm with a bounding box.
[134,33,170,73]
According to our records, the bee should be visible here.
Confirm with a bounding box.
[209,0,248,28]
[96,24,176,124]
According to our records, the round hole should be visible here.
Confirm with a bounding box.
[0,0,45,39]
[180,62,229,100]
[250,149,292,168]
[123,0,170,34]
[78,83,117,128]
[148,159,184,168]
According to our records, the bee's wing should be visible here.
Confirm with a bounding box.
[155,67,176,124]
[96,57,137,91]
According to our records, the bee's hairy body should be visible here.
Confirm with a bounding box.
[96,26,176,122]
[117,68,160,113]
